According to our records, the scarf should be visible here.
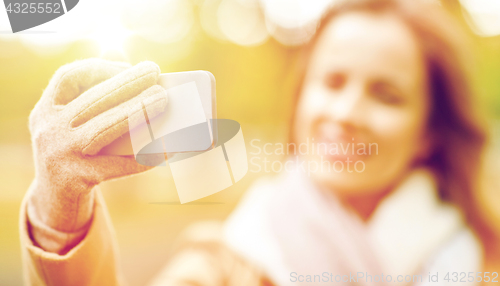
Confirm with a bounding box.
[223,162,464,285]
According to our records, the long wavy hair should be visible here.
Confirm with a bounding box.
[288,0,499,267]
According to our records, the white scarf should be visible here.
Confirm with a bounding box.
[223,164,464,285]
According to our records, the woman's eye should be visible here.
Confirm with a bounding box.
[323,72,346,90]
[370,83,404,105]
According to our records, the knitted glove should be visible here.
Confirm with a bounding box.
[26,59,168,254]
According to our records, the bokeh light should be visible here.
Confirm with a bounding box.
[217,0,268,46]
[460,0,500,37]
[121,0,195,44]
[200,0,228,41]
[90,18,131,56]
[260,0,333,45]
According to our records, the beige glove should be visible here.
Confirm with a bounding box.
[26,59,168,254]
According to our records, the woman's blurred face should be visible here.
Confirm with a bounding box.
[294,12,431,196]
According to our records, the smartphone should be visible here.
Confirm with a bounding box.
[99,71,217,156]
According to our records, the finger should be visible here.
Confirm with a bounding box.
[77,85,168,156]
[29,59,130,134]
[50,58,131,106]
[67,61,161,128]
[86,155,159,183]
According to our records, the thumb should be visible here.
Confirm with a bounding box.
[88,154,166,182]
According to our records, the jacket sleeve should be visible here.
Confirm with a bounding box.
[19,187,124,286]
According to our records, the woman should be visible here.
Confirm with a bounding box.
[20,0,497,285]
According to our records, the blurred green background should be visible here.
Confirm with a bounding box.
[1,0,500,285]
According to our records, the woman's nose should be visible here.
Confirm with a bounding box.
[325,85,365,127]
